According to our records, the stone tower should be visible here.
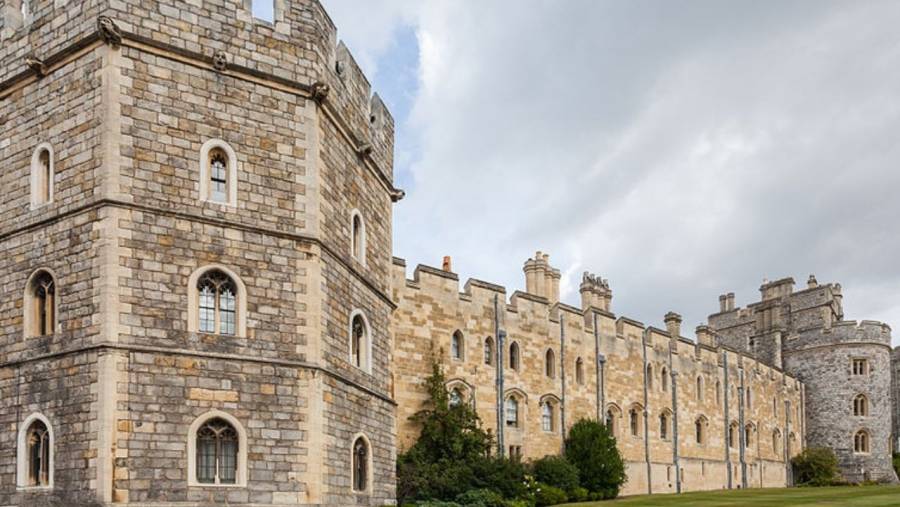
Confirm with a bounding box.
[0,0,401,505]
[708,276,897,483]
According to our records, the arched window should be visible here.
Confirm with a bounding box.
[31,144,53,208]
[509,342,520,371]
[197,270,237,335]
[352,436,369,492]
[188,412,247,487]
[17,414,54,489]
[659,411,670,440]
[575,357,585,385]
[629,406,642,437]
[449,388,464,407]
[729,422,738,448]
[505,396,519,428]
[451,330,464,361]
[745,424,755,447]
[25,270,56,338]
[853,394,869,416]
[746,387,752,409]
[484,337,494,365]
[646,364,654,390]
[350,311,371,371]
[696,376,703,401]
[716,380,722,406]
[772,430,782,454]
[661,367,668,392]
[545,348,556,378]
[196,418,238,484]
[199,139,237,206]
[541,401,554,432]
[695,417,707,445]
[854,430,870,454]
[350,210,366,264]
[605,406,620,436]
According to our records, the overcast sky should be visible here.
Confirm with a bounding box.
[320,0,900,345]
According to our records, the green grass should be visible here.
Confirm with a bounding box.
[564,485,900,506]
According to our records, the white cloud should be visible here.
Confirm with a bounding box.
[323,0,900,343]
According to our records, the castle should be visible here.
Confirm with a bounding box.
[0,1,895,506]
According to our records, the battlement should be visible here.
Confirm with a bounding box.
[785,319,893,352]
[0,0,394,178]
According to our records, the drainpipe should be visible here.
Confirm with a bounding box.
[642,328,652,495]
[738,368,747,489]
[594,312,602,421]
[724,351,732,489]
[560,314,567,452]
[671,367,681,494]
[494,294,504,456]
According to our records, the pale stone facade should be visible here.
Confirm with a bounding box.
[391,253,805,496]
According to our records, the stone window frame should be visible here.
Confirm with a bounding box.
[694,415,708,446]
[23,268,59,339]
[446,379,474,408]
[483,336,494,366]
[17,412,55,490]
[658,409,673,441]
[853,429,870,454]
[851,357,870,376]
[348,309,373,374]
[508,341,520,371]
[349,209,367,266]
[544,348,556,379]
[646,364,654,390]
[605,403,622,437]
[715,380,722,406]
[575,357,585,385]
[772,429,782,455]
[350,433,373,495]
[539,394,560,433]
[199,139,238,207]
[728,421,739,448]
[695,375,704,401]
[450,330,465,361]
[660,366,669,392]
[504,389,527,429]
[628,403,644,438]
[187,410,248,488]
[30,143,55,209]
[187,265,248,338]
[744,422,756,448]
[852,394,869,417]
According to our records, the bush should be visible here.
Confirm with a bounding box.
[564,419,627,498]
[455,489,506,507]
[893,453,900,478]
[531,456,580,494]
[568,487,589,503]
[471,457,529,501]
[792,447,839,486]
[533,483,567,507]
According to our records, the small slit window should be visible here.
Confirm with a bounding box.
[199,140,237,206]
[545,348,555,379]
[695,417,706,445]
[484,337,493,366]
[509,342,520,371]
[350,312,371,372]
[30,144,54,208]
[352,436,369,493]
[575,357,584,385]
[451,330,464,361]
[350,211,366,264]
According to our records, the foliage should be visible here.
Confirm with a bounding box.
[568,487,589,503]
[893,453,900,479]
[397,361,528,504]
[531,455,580,495]
[791,447,839,486]
[455,489,507,507]
[564,418,627,498]
[533,483,568,507]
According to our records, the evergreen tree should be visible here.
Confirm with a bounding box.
[564,418,627,499]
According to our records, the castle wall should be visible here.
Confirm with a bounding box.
[391,260,803,496]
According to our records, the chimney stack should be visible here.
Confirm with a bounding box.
[523,251,561,303]
[726,292,735,311]
[664,311,682,338]
[442,256,452,272]
[807,274,818,289]
[696,325,716,348]
[719,294,727,313]
[579,271,612,312]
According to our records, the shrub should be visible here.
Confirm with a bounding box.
[455,489,506,507]
[792,447,839,486]
[564,419,627,498]
[471,457,529,500]
[533,483,567,507]
[893,453,900,478]
[568,487,589,502]
[531,455,580,494]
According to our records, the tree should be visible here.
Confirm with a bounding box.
[792,447,839,486]
[564,418,627,499]
[398,360,527,504]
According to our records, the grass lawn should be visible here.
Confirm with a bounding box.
[564,485,900,506]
